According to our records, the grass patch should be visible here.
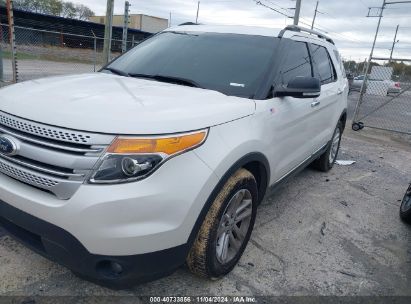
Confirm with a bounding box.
[0,50,95,64]
[1,50,38,60]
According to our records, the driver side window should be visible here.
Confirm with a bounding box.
[280,41,313,86]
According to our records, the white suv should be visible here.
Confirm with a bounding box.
[0,24,348,288]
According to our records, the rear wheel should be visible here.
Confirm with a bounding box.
[400,184,411,224]
[187,168,258,279]
[312,121,342,172]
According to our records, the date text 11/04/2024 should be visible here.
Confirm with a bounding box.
[149,296,257,303]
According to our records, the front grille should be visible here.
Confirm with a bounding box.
[0,112,92,144]
[0,111,116,199]
[0,159,59,188]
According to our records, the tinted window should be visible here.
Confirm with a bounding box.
[106,32,279,98]
[311,44,337,85]
[280,41,313,85]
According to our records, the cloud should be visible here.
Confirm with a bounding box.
[78,0,411,61]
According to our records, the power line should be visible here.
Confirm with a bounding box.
[254,0,397,47]
[298,16,364,43]
[254,0,292,18]
[359,0,370,9]
[264,0,291,12]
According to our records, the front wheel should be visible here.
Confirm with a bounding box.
[400,184,411,224]
[187,168,258,279]
[312,121,343,172]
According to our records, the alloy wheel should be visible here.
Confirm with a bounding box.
[215,189,253,264]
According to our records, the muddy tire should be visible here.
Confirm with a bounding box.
[312,121,343,172]
[187,168,258,279]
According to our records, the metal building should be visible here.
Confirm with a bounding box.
[89,14,168,34]
[0,7,152,51]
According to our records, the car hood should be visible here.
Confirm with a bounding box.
[0,73,255,134]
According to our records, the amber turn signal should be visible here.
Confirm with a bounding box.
[107,130,207,155]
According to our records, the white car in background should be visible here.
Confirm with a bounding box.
[0,24,348,288]
[352,74,401,94]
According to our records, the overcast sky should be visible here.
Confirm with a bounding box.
[78,0,411,61]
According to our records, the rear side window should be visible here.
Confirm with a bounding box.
[333,50,346,78]
[310,44,337,85]
[280,41,313,85]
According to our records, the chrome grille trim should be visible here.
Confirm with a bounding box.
[0,159,58,187]
[0,111,115,147]
[0,156,82,199]
[0,111,116,199]
[0,125,104,154]
[0,154,84,179]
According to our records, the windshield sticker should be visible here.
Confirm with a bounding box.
[230,83,245,88]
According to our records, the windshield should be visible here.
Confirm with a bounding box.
[104,31,279,98]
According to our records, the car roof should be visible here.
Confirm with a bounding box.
[165,24,282,38]
[164,24,335,47]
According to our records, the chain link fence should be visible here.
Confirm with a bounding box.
[352,57,411,135]
[0,23,139,86]
[0,24,12,87]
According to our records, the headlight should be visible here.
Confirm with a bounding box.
[88,130,208,184]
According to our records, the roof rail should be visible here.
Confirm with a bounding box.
[278,25,335,45]
[179,22,199,26]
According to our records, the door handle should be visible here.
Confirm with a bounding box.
[311,100,321,107]
[337,89,343,95]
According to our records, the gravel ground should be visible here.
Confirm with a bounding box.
[0,92,410,299]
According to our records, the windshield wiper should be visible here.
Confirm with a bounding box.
[129,73,202,88]
[102,67,129,77]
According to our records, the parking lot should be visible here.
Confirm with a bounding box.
[0,93,410,298]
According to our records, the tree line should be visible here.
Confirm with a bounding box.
[344,60,411,80]
[0,0,95,20]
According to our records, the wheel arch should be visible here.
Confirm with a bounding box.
[186,152,270,250]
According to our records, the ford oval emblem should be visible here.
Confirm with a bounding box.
[0,135,19,156]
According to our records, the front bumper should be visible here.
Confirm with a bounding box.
[0,150,218,255]
[0,200,187,288]
[0,150,219,287]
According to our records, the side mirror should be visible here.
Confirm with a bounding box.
[275,76,321,99]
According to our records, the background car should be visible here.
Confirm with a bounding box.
[351,75,401,94]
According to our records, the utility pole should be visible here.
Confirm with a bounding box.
[7,0,17,82]
[361,58,367,75]
[122,1,130,53]
[293,0,302,25]
[389,24,399,62]
[169,12,172,27]
[196,1,200,23]
[103,0,114,65]
[311,1,319,29]
[353,0,386,125]
[368,0,386,63]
